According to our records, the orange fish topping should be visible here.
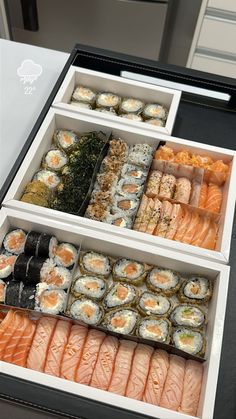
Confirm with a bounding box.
[111,317,126,328]
[153,273,169,284]
[180,336,194,346]
[124,263,138,277]
[144,298,156,309]
[41,291,59,307]
[83,304,95,318]
[89,259,104,270]
[147,325,161,336]
[117,285,128,300]
[56,247,74,264]
[85,281,99,291]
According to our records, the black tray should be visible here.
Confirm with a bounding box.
[0,44,236,419]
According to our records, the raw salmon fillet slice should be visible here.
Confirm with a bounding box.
[76,329,105,385]
[108,339,137,396]
[179,359,203,416]
[191,216,210,247]
[61,324,88,381]
[199,182,208,208]
[12,318,36,367]
[2,313,29,363]
[27,316,57,372]
[0,310,15,357]
[143,349,169,406]
[0,311,22,359]
[165,204,182,240]
[181,212,200,244]
[90,335,119,391]
[160,354,186,411]
[126,344,154,401]
[174,209,191,242]
[205,183,222,213]
[44,319,71,377]
[200,221,218,250]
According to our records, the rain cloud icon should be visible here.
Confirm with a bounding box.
[17,59,43,84]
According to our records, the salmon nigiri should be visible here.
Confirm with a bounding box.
[143,349,169,406]
[61,324,88,381]
[165,204,182,240]
[126,344,154,401]
[2,313,29,363]
[139,198,154,233]
[199,182,208,208]
[146,198,162,235]
[205,183,222,213]
[108,340,137,396]
[44,320,71,377]
[191,216,210,247]
[181,212,200,244]
[154,201,172,237]
[133,195,148,231]
[173,209,191,242]
[179,360,203,416]
[91,335,119,391]
[160,354,186,411]
[0,310,14,357]
[200,221,218,250]
[12,318,36,367]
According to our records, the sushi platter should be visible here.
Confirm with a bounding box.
[0,207,230,419]
[0,44,236,419]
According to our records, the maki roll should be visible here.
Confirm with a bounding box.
[24,180,50,199]
[33,170,61,190]
[100,156,123,174]
[120,114,143,122]
[96,171,118,192]
[54,243,77,269]
[38,289,66,315]
[5,280,23,307]
[112,196,139,217]
[42,149,68,172]
[24,231,41,256]
[113,258,149,285]
[13,254,31,281]
[170,305,205,328]
[121,164,147,182]
[69,297,104,325]
[40,264,72,290]
[0,279,6,302]
[108,139,129,160]
[72,275,106,300]
[159,174,176,199]
[128,144,153,168]
[147,268,181,296]
[106,214,132,229]
[95,107,117,115]
[119,98,144,115]
[172,327,205,356]
[144,118,164,127]
[70,101,92,110]
[26,257,46,285]
[104,308,139,335]
[20,193,49,207]
[3,229,26,254]
[54,130,79,153]
[20,284,36,309]
[96,92,121,111]
[72,85,96,105]
[137,317,171,343]
[179,277,212,304]
[137,292,171,317]
[117,179,144,198]
[37,233,58,258]
[80,251,112,278]
[0,253,17,279]
[142,104,167,120]
[104,282,137,310]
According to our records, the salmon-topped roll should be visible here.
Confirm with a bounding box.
[174,178,191,204]
[138,198,154,233]
[179,359,203,416]
[44,320,71,377]
[204,183,222,213]
[133,194,148,231]
[159,174,176,199]
[160,354,186,411]
[61,324,88,381]
[126,344,154,400]
[146,198,162,235]
[146,170,162,198]
[143,349,169,405]
[154,201,172,237]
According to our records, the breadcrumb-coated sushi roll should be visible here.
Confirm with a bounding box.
[179,277,212,304]
[95,107,117,115]
[54,130,79,153]
[142,104,167,120]
[113,258,149,285]
[147,267,181,296]
[72,275,106,300]
[96,92,121,111]
[72,85,96,105]
[128,144,154,168]
[96,171,118,192]
[24,180,50,199]
[146,170,162,197]
[137,317,171,343]
[108,138,129,161]
[3,229,26,255]
[70,101,92,110]
[119,98,144,115]
[144,118,165,127]
[104,282,137,310]
[159,173,176,198]
[170,304,205,328]
[137,292,171,317]
[20,193,49,207]
[120,113,143,122]
[69,297,104,325]
[104,308,139,335]
[172,327,205,356]
[80,251,112,278]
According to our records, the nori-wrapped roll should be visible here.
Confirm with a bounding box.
[5,280,23,307]
[20,284,36,309]
[24,231,41,256]
[26,257,45,284]
[14,254,31,282]
[37,233,57,258]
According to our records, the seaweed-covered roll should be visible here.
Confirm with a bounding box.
[13,254,31,281]
[145,118,165,127]
[72,275,106,300]
[172,327,205,356]
[128,144,153,168]
[80,251,111,277]
[106,214,132,229]
[3,229,26,254]
[142,104,167,120]
[120,113,143,122]
[24,231,41,256]
[138,317,171,343]
[37,233,58,258]
[54,243,77,269]
[38,289,66,314]
[147,268,181,296]
[40,264,72,289]
[70,101,92,110]
[54,130,79,153]
[33,170,61,190]
[20,284,36,309]
[179,277,212,304]
[104,308,139,335]
[120,98,144,115]
[104,282,137,310]
[96,93,121,111]
[0,253,17,279]
[121,164,147,182]
[112,196,139,217]
[5,280,23,307]
[72,85,96,105]
[69,297,103,325]
[26,257,46,284]
[117,179,144,198]
[42,149,68,172]
[0,279,6,302]
[170,305,205,328]
[113,258,148,285]
[138,292,171,317]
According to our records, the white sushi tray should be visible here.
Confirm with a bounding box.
[0,207,230,419]
[3,108,236,264]
[53,66,181,135]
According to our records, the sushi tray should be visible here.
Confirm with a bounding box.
[0,207,230,419]
[3,107,236,263]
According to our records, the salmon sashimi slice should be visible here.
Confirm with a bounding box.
[108,340,137,396]
[199,182,208,208]
[27,316,57,372]
[165,204,182,240]
[126,344,154,401]
[0,310,14,338]
[178,360,203,416]
[200,221,218,250]
[76,329,105,385]
[90,335,119,391]
[204,183,222,213]
[143,349,169,406]
[173,209,191,242]
[44,320,71,377]
[181,212,200,244]
[160,354,186,411]
[0,311,22,359]
[60,324,88,381]
[12,318,36,367]
[139,198,154,233]
[2,313,29,363]
[154,201,172,237]
[146,199,162,235]
[133,195,148,231]
[191,216,210,247]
